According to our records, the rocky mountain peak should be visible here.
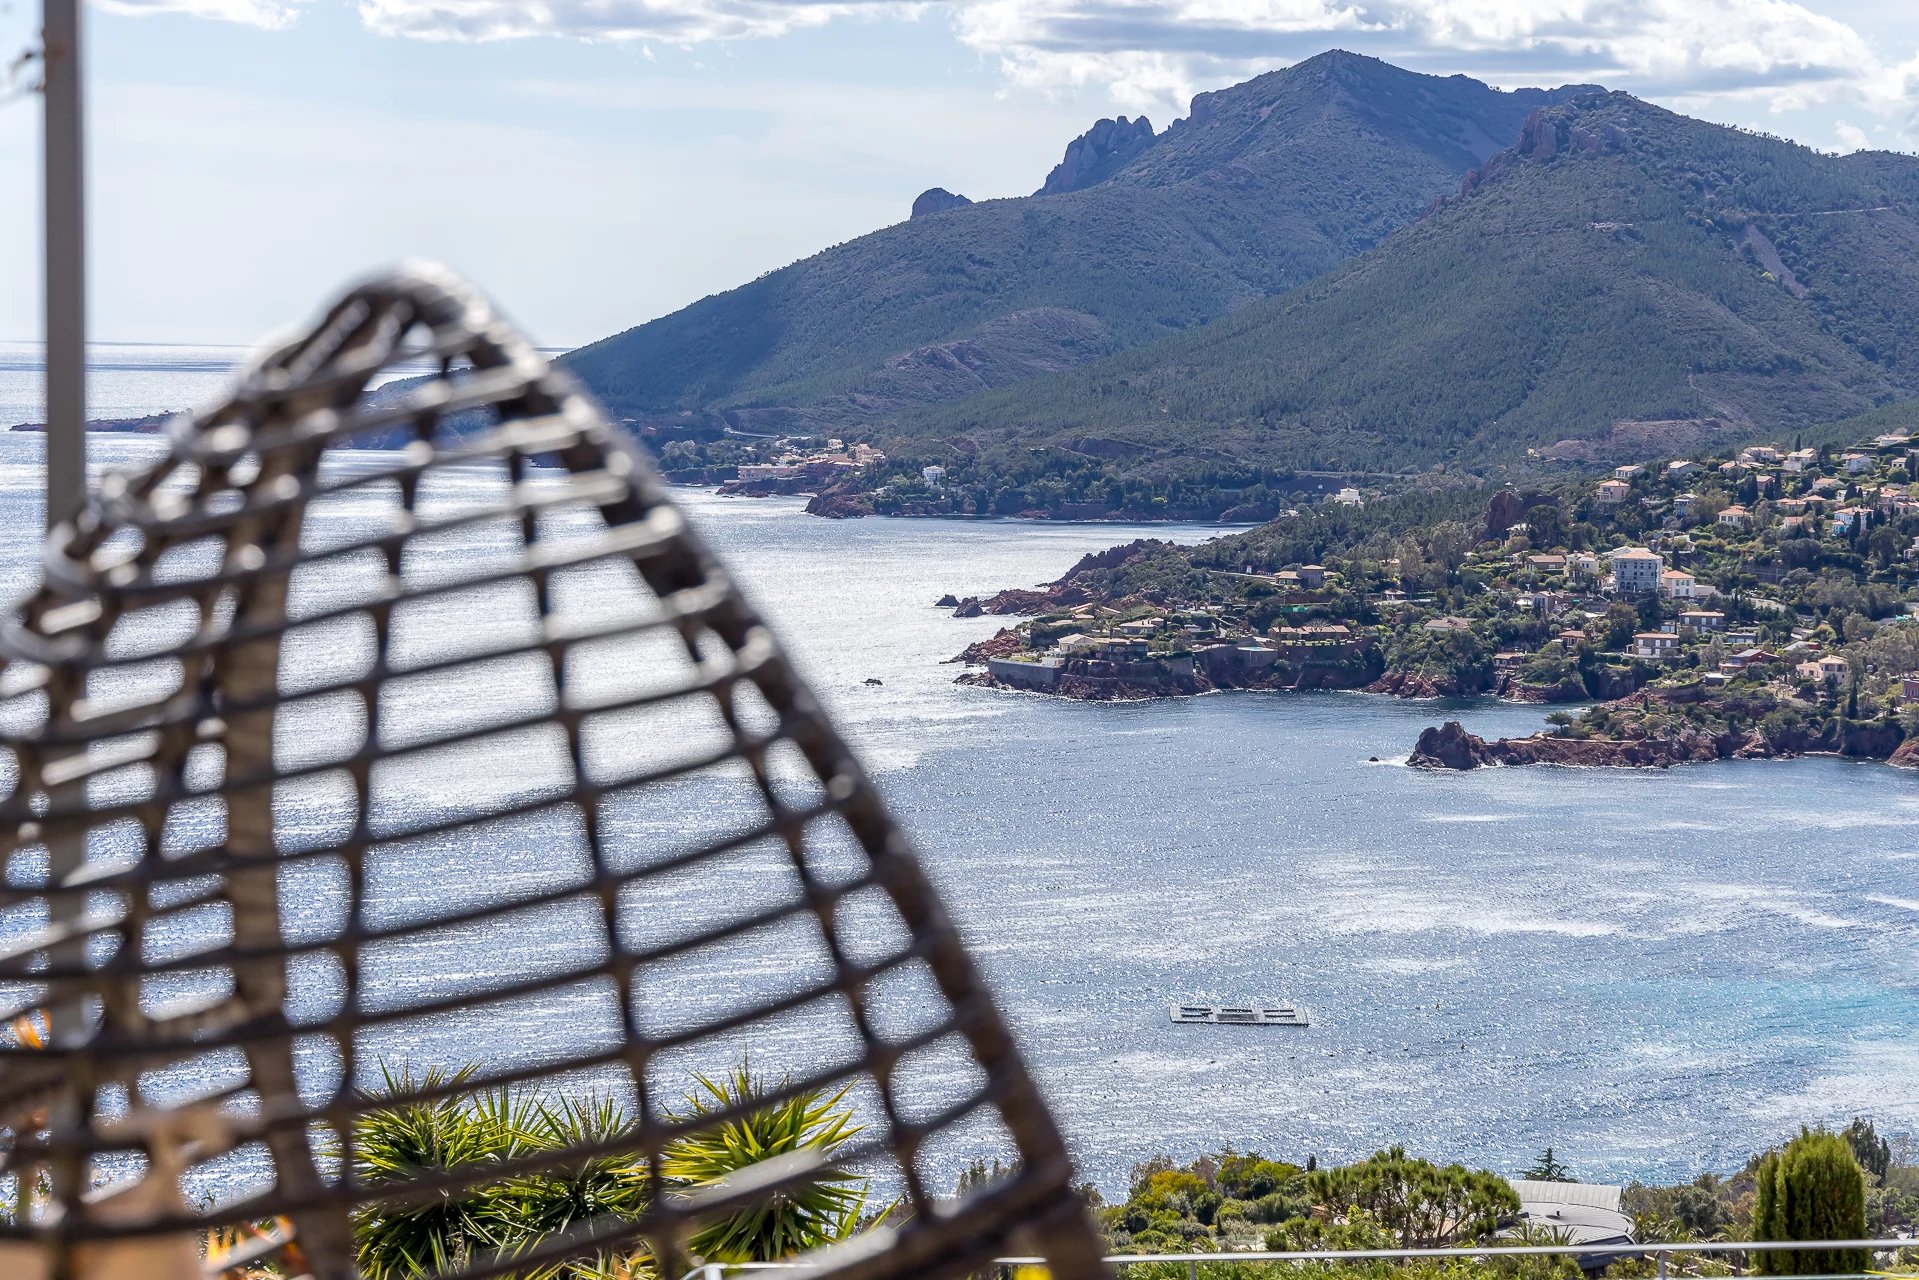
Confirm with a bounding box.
[1036,115,1158,195]
[1448,92,1635,202]
[911,187,973,218]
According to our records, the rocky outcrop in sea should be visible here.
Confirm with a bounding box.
[1411,718,1914,771]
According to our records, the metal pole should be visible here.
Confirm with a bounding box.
[43,0,85,531]
[37,3,90,1232]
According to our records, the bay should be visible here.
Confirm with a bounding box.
[0,356,1912,1196]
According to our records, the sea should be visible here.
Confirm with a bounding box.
[1,344,1916,1196]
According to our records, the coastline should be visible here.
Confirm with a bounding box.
[1409,716,1919,772]
[693,478,1262,525]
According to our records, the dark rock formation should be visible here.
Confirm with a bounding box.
[979,585,1091,614]
[1369,670,1475,698]
[1037,116,1156,195]
[949,627,1026,665]
[910,187,973,218]
[952,598,983,618]
[1410,721,1720,770]
[1482,489,1525,538]
[1409,713,1912,771]
[1495,674,1589,703]
[1409,721,1490,769]
[1450,94,1623,203]
[1838,720,1903,758]
[1057,670,1206,700]
[1057,538,1168,583]
[935,594,960,608]
[803,479,873,519]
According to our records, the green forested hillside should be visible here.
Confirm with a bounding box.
[563,52,1585,424]
[881,93,1919,483]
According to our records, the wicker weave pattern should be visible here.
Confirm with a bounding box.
[0,265,1106,1280]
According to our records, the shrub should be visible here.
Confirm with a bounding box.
[1753,1128,1868,1275]
[349,1061,876,1278]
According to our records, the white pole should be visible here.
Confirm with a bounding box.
[43,0,85,532]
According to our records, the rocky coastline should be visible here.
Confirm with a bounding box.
[10,413,174,435]
[1410,717,1919,771]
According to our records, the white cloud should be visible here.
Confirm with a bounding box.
[96,0,305,27]
[95,0,1919,136]
[356,0,916,43]
[950,0,1893,116]
[1833,119,1870,150]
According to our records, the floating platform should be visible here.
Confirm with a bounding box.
[1170,1002,1309,1027]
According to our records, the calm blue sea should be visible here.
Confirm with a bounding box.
[0,348,1915,1195]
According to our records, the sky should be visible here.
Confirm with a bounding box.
[0,0,1916,348]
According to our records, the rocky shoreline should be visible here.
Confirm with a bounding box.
[10,413,174,435]
[950,633,1595,706]
[1410,718,1919,771]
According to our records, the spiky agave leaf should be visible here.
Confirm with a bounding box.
[660,1065,878,1263]
[348,1063,550,1279]
[508,1094,654,1280]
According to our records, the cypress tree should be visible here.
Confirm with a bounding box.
[1752,1128,1868,1275]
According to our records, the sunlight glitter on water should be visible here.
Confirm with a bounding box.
[0,362,1912,1191]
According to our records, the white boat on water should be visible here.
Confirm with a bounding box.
[1169,1001,1309,1027]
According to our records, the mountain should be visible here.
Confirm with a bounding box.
[563,52,1591,432]
[911,187,973,218]
[881,92,1919,488]
[1037,115,1156,195]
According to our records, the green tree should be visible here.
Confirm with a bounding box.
[1603,602,1640,651]
[1308,1147,1519,1248]
[1523,1148,1575,1182]
[1841,1118,1892,1183]
[1753,1128,1868,1275]
[954,1156,1016,1198]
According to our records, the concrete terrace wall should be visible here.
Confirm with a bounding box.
[987,657,1063,691]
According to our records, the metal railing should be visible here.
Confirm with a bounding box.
[684,1238,1919,1280]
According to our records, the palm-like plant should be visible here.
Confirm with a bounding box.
[346,1061,877,1277]
[512,1095,653,1280]
[349,1066,650,1280]
[659,1066,879,1263]
[349,1064,543,1278]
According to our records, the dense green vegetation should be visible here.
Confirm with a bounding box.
[1099,1146,1531,1257]
[1088,1119,1919,1274]
[565,53,1584,426]
[850,441,1322,521]
[880,94,1919,488]
[202,1053,1919,1280]
[962,432,1919,721]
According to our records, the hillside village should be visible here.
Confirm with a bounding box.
[955,432,1919,767]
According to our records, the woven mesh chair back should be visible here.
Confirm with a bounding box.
[0,265,1106,1280]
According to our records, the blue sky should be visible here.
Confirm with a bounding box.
[1,0,1916,347]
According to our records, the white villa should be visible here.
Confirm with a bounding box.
[1609,546,1663,595]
